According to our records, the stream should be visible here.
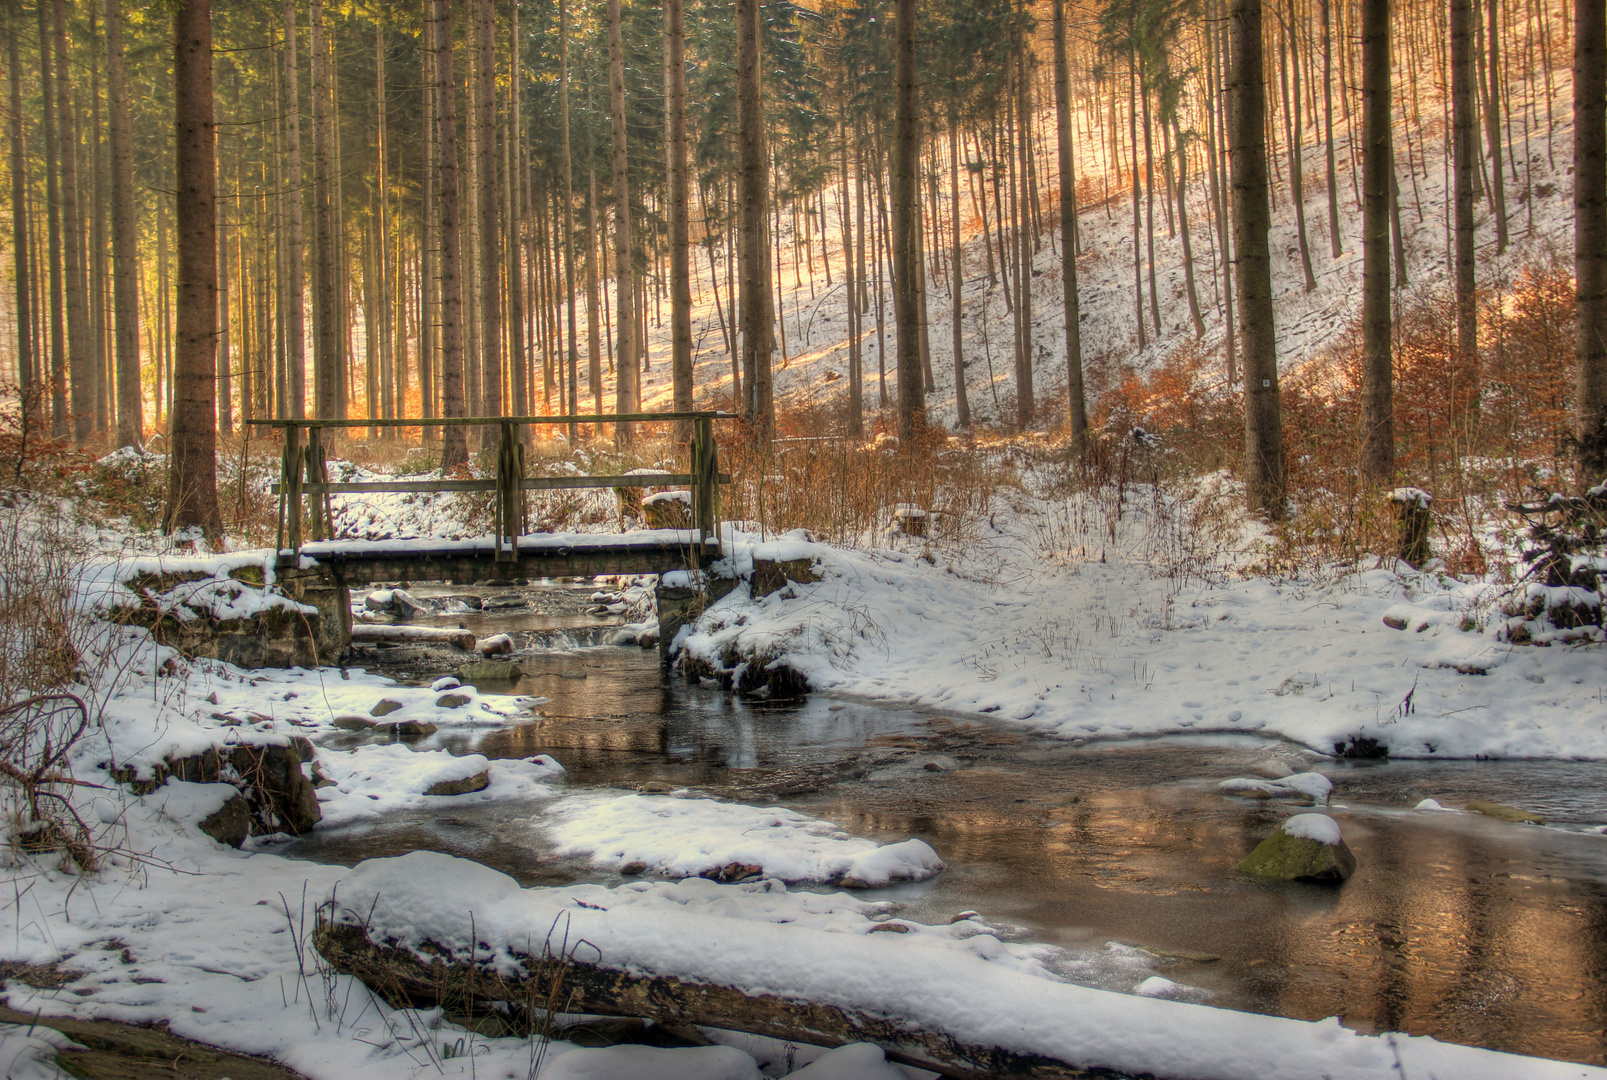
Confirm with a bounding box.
[283,582,1607,1069]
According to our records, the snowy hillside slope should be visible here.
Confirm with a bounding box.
[622,82,1576,432]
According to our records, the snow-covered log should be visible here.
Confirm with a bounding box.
[311,920,1110,1079]
[350,624,475,650]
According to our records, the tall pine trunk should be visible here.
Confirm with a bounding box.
[434,0,469,467]
[666,0,694,438]
[107,0,141,446]
[1576,0,1607,477]
[1052,0,1084,444]
[736,0,772,434]
[1451,0,1479,380]
[475,0,500,439]
[8,30,33,437]
[309,0,340,419]
[1361,0,1395,483]
[893,0,921,442]
[609,0,638,444]
[1230,0,1285,518]
[166,0,221,539]
[281,0,307,419]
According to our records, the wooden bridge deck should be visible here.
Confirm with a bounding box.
[291,530,723,586]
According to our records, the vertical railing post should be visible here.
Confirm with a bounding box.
[495,420,521,561]
[306,425,329,541]
[280,423,304,563]
[692,415,717,553]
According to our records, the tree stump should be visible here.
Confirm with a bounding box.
[1389,488,1433,566]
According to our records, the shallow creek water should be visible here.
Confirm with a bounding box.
[284,583,1607,1068]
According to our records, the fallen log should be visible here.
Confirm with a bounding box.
[312,921,1114,1080]
[351,624,475,651]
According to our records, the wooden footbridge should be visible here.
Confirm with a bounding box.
[245,413,735,647]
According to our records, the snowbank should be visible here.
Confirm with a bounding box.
[540,791,943,886]
[328,851,1606,1080]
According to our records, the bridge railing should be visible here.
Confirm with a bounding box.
[244,412,736,566]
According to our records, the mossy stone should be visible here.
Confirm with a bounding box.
[424,770,490,796]
[1467,799,1545,824]
[1234,828,1357,884]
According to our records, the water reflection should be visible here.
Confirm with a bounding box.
[298,587,1607,1066]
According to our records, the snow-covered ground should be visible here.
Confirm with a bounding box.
[681,488,1607,761]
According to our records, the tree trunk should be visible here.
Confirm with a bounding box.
[37,0,65,438]
[1230,0,1286,518]
[1052,0,1084,444]
[559,0,580,436]
[8,30,33,441]
[948,108,969,431]
[1320,0,1343,257]
[1361,0,1395,484]
[1129,60,1145,351]
[106,0,141,446]
[476,0,500,442]
[666,0,694,440]
[165,0,222,540]
[1483,0,1509,252]
[609,0,638,445]
[309,0,340,419]
[845,118,863,434]
[736,0,773,435]
[1175,121,1207,338]
[1577,0,1607,479]
[1451,0,1478,379]
[1283,14,1318,292]
[58,0,95,443]
[434,0,469,468]
[281,0,307,420]
[893,0,921,443]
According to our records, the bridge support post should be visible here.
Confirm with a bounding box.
[495,421,524,562]
[691,416,719,549]
[277,426,304,567]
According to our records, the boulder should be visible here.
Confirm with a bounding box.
[370,698,405,718]
[1234,814,1357,884]
[117,740,321,836]
[477,633,515,656]
[436,692,473,709]
[424,770,491,796]
[456,661,520,684]
[197,793,252,848]
[334,715,376,731]
[751,557,820,599]
[381,720,438,739]
[642,490,693,529]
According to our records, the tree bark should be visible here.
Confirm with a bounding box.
[38,0,66,439]
[948,108,968,431]
[309,0,341,420]
[1451,0,1479,378]
[1576,0,1607,479]
[608,0,637,446]
[666,0,694,441]
[281,0,307,420]
[434,0,469,467]
[1230,0,1286,518]
[1052,0,1084,445]
[1484,0,1509,252]
[893,0,922,443]
[1361,0,1395,484]
[1320,0,1343,257]
[736,0,773,435]
[52,0,93,446]
[106,0,141,446]
[165,0,222,540]
[476,0,500,440]
[8,30,33,432]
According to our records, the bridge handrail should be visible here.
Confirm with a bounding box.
[263,412,732,567]
[244,410,737,429]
